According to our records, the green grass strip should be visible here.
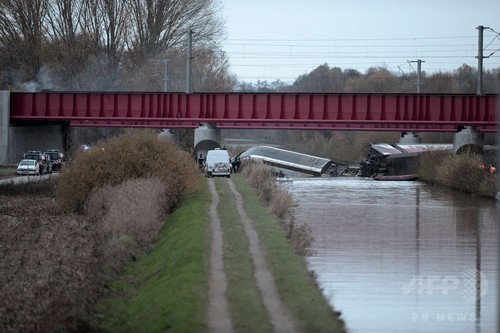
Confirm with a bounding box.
[95,181,211,333]
[213,178,272,333]
[231,175,346,333]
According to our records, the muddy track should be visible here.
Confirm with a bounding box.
[207,178,298,333]
[207,179,233,333]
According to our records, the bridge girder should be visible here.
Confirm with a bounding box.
[8,92,498,132]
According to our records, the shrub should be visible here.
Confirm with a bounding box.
[417,150,448,183]
[240,161,277,205]
[240,161,314,256]
[418,150,497,198]
[56,130,199,214]
[435,153,483,193]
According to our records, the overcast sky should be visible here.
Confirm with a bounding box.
[221,0,500,83]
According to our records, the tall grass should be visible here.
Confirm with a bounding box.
[85,178,167,246]
[239,161,313,256]
[57,130,199,214]
[418,151,497,198]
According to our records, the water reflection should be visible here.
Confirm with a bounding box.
[288,178,498,333]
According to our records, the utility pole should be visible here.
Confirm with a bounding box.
[163,60,169,92]
[477,26,484,95]
[410,59,425,94]
[476,25,489,95]
[409,59,424,93]
[186,29,193,93]
[416,59,423,94]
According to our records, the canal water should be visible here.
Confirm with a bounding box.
[286,178,498,333]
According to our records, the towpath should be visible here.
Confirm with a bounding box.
[206,178,298,333]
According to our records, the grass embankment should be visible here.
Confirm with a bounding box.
[418,151,497,198]
[229,175,345,333]
[95,180,211,333]
[97,173,344,333]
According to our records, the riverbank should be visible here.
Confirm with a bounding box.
[417,151,497,199]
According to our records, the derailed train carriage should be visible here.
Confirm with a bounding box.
[233,146,350,177]
[358,143,453,177]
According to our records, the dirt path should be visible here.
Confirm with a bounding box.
[227,179,298,333]
[207,179,233,333]
[207,178,298,333]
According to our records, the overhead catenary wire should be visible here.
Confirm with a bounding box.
[220,34,500,81]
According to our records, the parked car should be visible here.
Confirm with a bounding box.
[17,159,40,175]
[23,151,52,174]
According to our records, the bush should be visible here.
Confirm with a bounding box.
[417,150,448,184]
[240,161,278,206]
[418,150,497,198]
[56,130,199,214]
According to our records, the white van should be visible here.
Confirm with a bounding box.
[204,148,231,178]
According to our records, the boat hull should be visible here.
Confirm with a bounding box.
[373,174,418,181]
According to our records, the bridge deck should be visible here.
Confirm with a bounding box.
[8,92,498,132]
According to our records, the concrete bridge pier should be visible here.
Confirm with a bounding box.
[1,90,66,165]
[1,91,9,164]
[399,132,421,144]
[194,124,221,160]
[453,126,484,154]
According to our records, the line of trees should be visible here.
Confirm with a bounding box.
[0,0,236,91]
[237,63,500,94]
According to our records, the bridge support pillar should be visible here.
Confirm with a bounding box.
[399,132,421,144]
[0,91,9,164]
[194,124,221,159]
[8,125,66,164]
[453,126,484,154]
[1,90,66,165]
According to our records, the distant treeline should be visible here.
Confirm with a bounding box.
[236,63,500,94]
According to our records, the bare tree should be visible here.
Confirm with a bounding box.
[192,47,236,91]
[422,72,459,93]
[0,0,47,83]
[126,0,225,66]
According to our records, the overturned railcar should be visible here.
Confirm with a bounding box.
[358,143,453,177]
[234,146,335,176]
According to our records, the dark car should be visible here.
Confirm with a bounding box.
[44,150,65,171]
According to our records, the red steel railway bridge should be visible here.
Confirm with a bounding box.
[7,91,498,132]
[0,91,498,164]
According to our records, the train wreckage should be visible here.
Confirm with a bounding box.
[358,143,453,178]
[232,146,354,177]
